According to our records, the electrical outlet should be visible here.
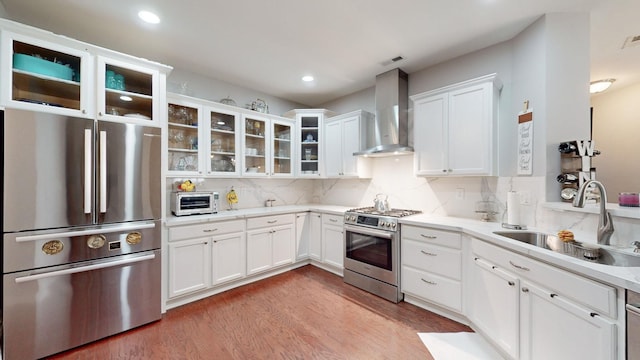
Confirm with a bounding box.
[456,188,465,200]
[520,190,532,205]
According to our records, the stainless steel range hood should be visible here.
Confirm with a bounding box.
[354,68,413,157]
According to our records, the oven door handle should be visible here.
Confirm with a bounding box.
[344,224,394,239]
[14,252,156,283]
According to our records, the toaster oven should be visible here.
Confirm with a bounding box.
[171,191,218,216]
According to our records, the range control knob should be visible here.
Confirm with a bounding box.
[379,221,385,227]
[351,216,356,221]
[391,223,397,228]
[386,223,392,228]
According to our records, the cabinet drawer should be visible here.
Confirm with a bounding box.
[169,220,245,242]
[322,213,344,226]
[402,238,462,280]
[247,214,294,230]
[401,266,462,312]
[402,225,461,249]
[472,238,617,318]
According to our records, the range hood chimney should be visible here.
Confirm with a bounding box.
[354,68,413,157]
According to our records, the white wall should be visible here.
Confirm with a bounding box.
[167,68,307,116]
[543,12,591,201]
[0,2,6,19]
[591,82,640,196]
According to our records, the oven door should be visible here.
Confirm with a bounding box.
[344,224,398,285]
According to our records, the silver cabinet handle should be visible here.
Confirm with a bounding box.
[420,250,437,256]
[522,287,529,293]
[420,234,437,239]
[510,261,530,271]
[203,228,218,233]
[421,278,437,285]
[267,220,278,224]
[329,218,338,222]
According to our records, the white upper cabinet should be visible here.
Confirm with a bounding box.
[242,113,294,177]
[324,110,373,178]
[207,106,241,176]
[0,19,171,124]
[96,56,161,124]
[0,30,92,117]
[167,97,203,175]
[411,74,501,176]
[284,109,336,178]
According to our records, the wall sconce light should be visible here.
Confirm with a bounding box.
[590,79,616,94]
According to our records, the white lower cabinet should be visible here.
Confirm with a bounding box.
[295,212,310,260]
[168,238,211,298]
[401,225,463,312]
[468,257,520,359]
[211,232,246,284]
[468,238,618,360]
[308,212,322,261]
[321,214,344,269]
[246,214,295,275]
[520,280,616,360]
[168,219,245,299]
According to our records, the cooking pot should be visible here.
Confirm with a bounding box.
[374,193,389,213]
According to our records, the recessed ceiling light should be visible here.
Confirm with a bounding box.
[120,95,133,102]
[138,10,160,24]
[590,79,615,94]
[302,75,314,82]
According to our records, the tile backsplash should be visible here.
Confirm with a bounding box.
[170,155,640,248]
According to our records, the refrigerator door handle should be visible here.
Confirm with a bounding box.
[14,252,156,283]
[99,130,107,213]
[84,129,92,214]
[15,222,156,243]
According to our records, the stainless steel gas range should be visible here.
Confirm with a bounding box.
[343,207,421,303]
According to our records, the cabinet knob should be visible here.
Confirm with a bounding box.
[550,293,558,298]
[98,112,103,116]
[521,287,529,293]
[82,109,87,114]
[204,242,208,245]
[442,169,447,173]
[508,281,515,286]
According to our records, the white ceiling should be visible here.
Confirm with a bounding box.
[2,0,638,106]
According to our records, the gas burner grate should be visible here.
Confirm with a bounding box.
[347,207,422,218]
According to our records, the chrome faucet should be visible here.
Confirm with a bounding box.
[572,180,614,245]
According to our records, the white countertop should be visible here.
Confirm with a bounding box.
[164,204,352,227]
[165,205,640,293]
[400,213,640,293]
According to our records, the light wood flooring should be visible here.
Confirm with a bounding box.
[49,265,471,359]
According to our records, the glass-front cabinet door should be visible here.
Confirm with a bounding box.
[208,107,240,176]
[242,114,268,176]
[97,56,159,123]
[271,119,293,176]
[300,115,320,176]
[0,31,91,117]
[167,100,202,175]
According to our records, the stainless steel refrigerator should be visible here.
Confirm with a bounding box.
[2,108,162,359]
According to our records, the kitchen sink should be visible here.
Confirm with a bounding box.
[492,231,640,267]
[493,231,551,248]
